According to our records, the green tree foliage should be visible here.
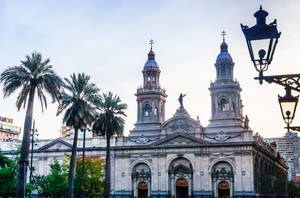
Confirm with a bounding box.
[0,151,17,197]
[74,155,105,197]
[0,52,62,197]
[0,150,33,197]
[35,155,105,197]
[35,159,68,197]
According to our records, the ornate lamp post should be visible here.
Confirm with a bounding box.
[80,123,91,197]
[278,87,299,131]
[241,5,300,132]
[241,5,281,84]
[29,120,38,198]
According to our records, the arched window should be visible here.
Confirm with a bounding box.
[154,107,158,116]
[219,98,230,111]
[212,162,233,177]
[144,104,152,116]
[132,163,151,178]
[152,76,156,82]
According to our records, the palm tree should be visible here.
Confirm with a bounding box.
[92,92,127,198]
[0,52,62,198]
[57,73,100,198]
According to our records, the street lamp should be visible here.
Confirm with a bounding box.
[241,5,281,84]
[278,87,299,131]
[29,120,38,198]
[80,123,91,197]
[241,5,300,132]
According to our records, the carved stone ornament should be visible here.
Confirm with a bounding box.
[129,134,159,144]
[205,131,241,142]
[169,119,192,132]
[56,143,62,148]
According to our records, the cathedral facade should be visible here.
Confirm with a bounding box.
[107,38,287,198]
[2,37,287,198]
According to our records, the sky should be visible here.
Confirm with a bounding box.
[1,0,300,140]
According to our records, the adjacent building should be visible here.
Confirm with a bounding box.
[266,132,300,182]
[0,116,21,142]
[60,125,71,138]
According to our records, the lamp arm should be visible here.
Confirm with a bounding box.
[284,126,300,132]
[255,73,300,92]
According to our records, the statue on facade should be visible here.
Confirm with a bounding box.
[178,93,186,108]
[244,115,249,129]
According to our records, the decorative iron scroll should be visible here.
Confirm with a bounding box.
[255,73,300,93]
[285,126,300,132]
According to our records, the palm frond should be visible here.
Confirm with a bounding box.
[92,92,127,137]
[1,51,62,111]
[15,84,30,111]
[58,73,100,130]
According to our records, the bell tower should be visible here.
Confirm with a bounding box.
[206,32,244,134]
[130,40,167,136]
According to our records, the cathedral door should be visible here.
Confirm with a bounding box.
[218,181,230,198]
[138,181,148,198]
[176,178,188,198]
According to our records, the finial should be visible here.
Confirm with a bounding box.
[221,30,226,42]
[260,5,262,10]
[149,39,154,51]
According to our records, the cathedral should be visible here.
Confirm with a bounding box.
[2,36,288,198]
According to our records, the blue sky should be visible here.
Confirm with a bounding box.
[1,0,300,139]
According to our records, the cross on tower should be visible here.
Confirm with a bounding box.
[221,30,226,42]
[149,39,154,50]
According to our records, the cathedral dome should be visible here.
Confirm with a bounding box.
[216,41,232,63]
[144,50,159,68]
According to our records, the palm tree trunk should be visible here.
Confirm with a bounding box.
[16,85,36,198]
[68,127,79,198]
[104,134,111,198]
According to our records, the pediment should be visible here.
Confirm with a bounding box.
[37,138,72,152]
[151,133,209,147]
[162,117,201,134]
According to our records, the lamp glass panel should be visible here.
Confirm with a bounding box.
[267,38,277,62]
[250,39,270,61]
[280,101,297,120]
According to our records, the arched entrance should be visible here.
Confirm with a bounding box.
[138,181,148,198]
[211,161,234,197]
[132,163,151,198]
[168,157,193,197]
[176,178,188,198]
[218,181,230,198]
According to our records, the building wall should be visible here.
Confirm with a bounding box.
[266,132,300,181]
[0,116,21,142]
[112,144,256,197]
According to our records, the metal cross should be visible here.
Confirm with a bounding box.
[221,30,226,42]
[149,39,154,50]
